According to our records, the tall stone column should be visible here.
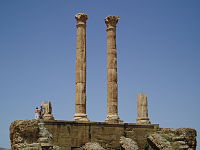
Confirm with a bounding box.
[136,93,151,124]
[74,13,89,122]
[105,16,121,123]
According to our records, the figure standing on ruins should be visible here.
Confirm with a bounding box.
[35,107,40,119]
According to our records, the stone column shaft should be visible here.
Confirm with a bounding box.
[74,13,89,122]
[136,93,150,124]
[105,16,121,123]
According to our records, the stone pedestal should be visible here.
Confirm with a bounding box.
[105,16,121,123]
[136,93,151,124]
[43,114,54,121]
[74,13,89,122]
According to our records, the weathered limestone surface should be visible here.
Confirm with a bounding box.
[74,13,89,122]
[10,120,39,145]
[120,136,139,150]
[147,133,172,150]
[41,101,55,121]
[35,121,159,150]
[105,16,121,123]
[38,121,53,147]
[10,120,60,150]
[124,126,158,149]
[81,142,105,150]
[10,120,197,150]
[147,128,197,150]
[10,120,39,150]
[136,93,150,124]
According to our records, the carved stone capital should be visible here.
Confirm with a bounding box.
[105,16,120,29]
[75,13,88,26]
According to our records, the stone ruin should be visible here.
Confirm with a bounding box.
[10,13,197,150]
[40,101,54,121]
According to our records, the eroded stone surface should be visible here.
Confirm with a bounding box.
[74,13,89,122]
[81,142,105,150]
[10,120,61,150]
[105,16,121,123]
[10,120,39,148]
[120,136,139,150]
[10,121,196,150]
[147,133,172,150]
[147,128,197,150]
[38,121,53,146]
[41,101,55,121]
[136,93,150,125]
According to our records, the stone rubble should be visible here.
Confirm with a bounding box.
[119,136,139,150]
[38,121,53,147]
[147,128,197,150]
[81,142,105,150]
[10,120,61,150]
[10,120,39,148]
[147,133,172,150]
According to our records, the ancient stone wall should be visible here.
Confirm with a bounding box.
[10,120,196,150]
[42,121,159,150]
[10,120,39,149]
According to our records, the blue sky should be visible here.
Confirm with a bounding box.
[0,0,200,149]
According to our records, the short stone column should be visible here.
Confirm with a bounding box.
[105,16,121,123]
[136,93,151,124]
[73,13,89,122]
[41,101,54,121]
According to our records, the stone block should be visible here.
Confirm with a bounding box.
[76,70,86,83]
[107,69,118,82]
[107,54,117,69]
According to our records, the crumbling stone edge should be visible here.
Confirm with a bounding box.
[10,120,61,150]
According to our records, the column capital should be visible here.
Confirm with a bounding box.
[75,13,88,25]
[105,16,120,29]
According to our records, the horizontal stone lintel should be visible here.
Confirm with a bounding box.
[43,120,159,128]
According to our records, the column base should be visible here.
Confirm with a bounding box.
[105,114,123,124]
[74,113,90,122]
[42,114,55,121]
[136,118,151,124]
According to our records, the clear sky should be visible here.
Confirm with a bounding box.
[0,0,200,149]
